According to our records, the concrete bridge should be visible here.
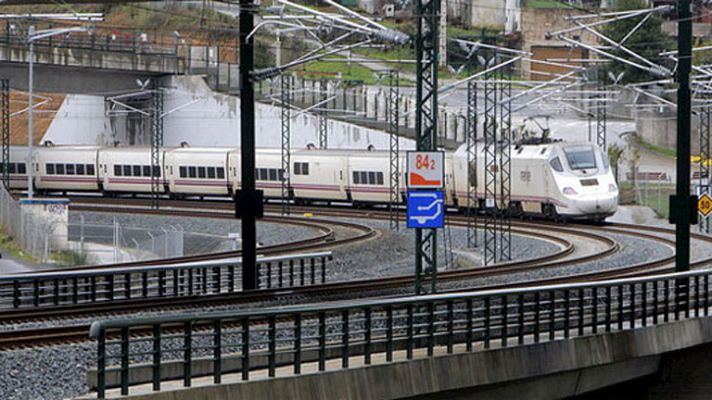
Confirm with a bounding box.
[85,269,712,400]
[0,32,191,94]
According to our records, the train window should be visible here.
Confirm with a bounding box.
[217,167,225,179]
[66,164,75,175]
[18,164,26,174]
[179,166,187,178]
[123,165,132,177]
[46,164,55,175]
[8,163,15,174]
[279,168,286,181]
[294,162,309,175]
[188,166,197,178]
[207,167,216,179]
[269,169,277,181]
[76,164,85,175]
[563,146,596,170]
[53,164,63,175]
[142,165,151,177]
[549,157,564,173]
[87,165,95,176]
[152,166,161,177]
[377,172,384,185]
[601,152,610,172]
[132,165,141,177]
[198,167,206,179]
[368,172,376,184]
[353,171,359,184]
[360,171,368,184]
[114,165,122,176]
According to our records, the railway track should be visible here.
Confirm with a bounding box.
[0,198,701,350]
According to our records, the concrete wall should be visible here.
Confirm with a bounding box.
[520,8,598,80]
[42,76,416,151]
[0,43,184,74]
[635,109,701,154]
[107,316,712,400]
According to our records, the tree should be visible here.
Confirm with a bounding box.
[608,143,624,182]
[599,0,673,84]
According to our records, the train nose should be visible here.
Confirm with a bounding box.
[576,194,618,214]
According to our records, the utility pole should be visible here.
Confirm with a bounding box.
[27,25,34,199]
[414,0,440,294]
[239,0,261,290]
[439,0,447,68]
[672,0,694,273]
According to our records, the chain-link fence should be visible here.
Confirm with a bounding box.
[625,171,673,219]
[0,186,240,265]
[48,217,242,266]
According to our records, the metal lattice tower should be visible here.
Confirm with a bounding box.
[318,79,328,149]
[466,79,478,248]
[387,70,401,231]
[700,98,711,233]
[414,0,440,294]
[281,74,291,216]
[596,75,607,150]
[498,77,512,261]
[1,79,8,190]
[483,69,498,266]
[150,87,164,210]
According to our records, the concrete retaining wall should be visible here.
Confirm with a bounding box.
[105,316,712,400]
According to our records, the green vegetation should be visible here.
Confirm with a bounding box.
[599,0,673,84]
[636,182,673,219]
[296,57,382,85]
[50,250,88,267]
[524,0,571,9]
[0,226,34,263]
[632,134,677,158]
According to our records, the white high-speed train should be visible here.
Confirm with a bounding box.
[4,140,618,221]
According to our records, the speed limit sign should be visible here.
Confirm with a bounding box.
[407,151,444,189]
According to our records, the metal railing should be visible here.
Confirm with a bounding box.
[90,269,711,398]
[0,252,331,310]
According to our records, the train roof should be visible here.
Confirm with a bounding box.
[169,147,233,154]
[37,145,101,152]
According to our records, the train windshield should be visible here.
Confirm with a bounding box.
[563,146,596,170]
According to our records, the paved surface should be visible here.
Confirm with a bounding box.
[608,205,668,226]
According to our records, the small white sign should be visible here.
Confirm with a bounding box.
[406,151,445,189]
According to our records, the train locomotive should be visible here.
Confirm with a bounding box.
[5,139,618,221]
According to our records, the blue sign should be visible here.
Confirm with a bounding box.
[407,190,445,229]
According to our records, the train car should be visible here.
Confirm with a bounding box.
[227,149,241,197]
[547,143,618,219]
[6,146,29,190]
[97,147,167,194]
[165,147,230,197]
[253,149,285,199]
[346,151,391,204]
[34,146,101,193]
[5,142,618,221]
[452,141,617,220]
[290,148,348,202]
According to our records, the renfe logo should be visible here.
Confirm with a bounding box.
[407,151,444,189]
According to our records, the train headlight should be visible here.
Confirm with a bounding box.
[562,187,578,196]
[608,183,618,193]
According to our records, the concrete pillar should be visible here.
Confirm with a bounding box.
[377,89,387,122]
[447,111,458,141]
[456,112,466,143]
